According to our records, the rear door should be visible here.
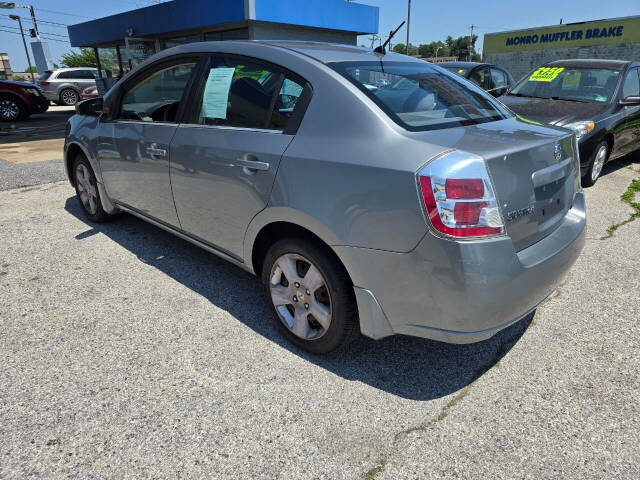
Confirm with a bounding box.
[98,58,199,227]
[169,54,310,259]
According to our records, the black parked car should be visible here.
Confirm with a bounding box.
[439,61,514,97]
[500,59,640,186]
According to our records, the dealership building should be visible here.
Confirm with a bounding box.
[483,16,640,80]
[67,0,378,91]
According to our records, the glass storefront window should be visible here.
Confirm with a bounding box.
[97,47,122,78]
[203,28,249,41]
[163,35,199,49]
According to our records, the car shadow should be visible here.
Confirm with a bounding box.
[64,197,533,401]
[601,150,640,177]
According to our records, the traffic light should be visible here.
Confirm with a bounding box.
[29,28,36,38]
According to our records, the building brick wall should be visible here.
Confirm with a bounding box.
[484,42,640,80]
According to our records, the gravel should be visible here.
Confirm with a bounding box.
[0,155,638,479]
[0,158,67,191]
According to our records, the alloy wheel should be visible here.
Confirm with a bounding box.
[75,163,98,215]
[0,99,20,120]
[269,253,332,340]
[591,144,607,182]
[61,89,78,106]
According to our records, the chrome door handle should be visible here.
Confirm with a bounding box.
[234,157,270,172]
[146,147,167,157]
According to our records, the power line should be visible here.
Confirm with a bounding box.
[0,21,69,38]
[1,13,68,28]
[0,27,70,43]
[32,8,92,19]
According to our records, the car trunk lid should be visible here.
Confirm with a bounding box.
[411,117,579,251]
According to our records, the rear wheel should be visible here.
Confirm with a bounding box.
[60,88,79,106]
[72,154,114,222]
[262,238,359,354]
[0,94,27,121]
[583,141,608,187]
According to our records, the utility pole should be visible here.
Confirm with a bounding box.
[406,0,411,55]
[468,24,477,61]
[9,14,35,83]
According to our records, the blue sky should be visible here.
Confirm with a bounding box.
[1,0,638,71]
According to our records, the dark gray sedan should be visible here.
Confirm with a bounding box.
[64,41,586,353]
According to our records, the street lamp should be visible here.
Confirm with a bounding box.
[435,46,442,62]
[0,2,39,38]
[8,13,35,83]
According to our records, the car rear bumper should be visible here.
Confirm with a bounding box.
[41,91,58,102]
[337,192,586,343]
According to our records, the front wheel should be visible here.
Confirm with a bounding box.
[0,94,27,121]
[582,141,608,187]
[262,238,359,354]
[72,154,115,222]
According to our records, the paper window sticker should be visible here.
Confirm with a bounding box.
[202,67,236,119]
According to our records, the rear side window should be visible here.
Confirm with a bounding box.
[469,67,491,89]
[329,61,511,132]
[40,71,52,81]
[190,56,305,130]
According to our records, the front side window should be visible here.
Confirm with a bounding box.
[621,68,640,99]
[509,66,621,103]
[490,68,508,88]
[329,61,511,131]
[191,57,304,130]
[119,62,196,122]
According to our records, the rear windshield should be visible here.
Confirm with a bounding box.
[509,66,621,103]
[443,66,471,76]
[329,61,511,131]
[40,71,53,81]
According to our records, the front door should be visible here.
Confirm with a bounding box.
[615,67,640,158]
[170,55,308,259]
[98,59,199,227]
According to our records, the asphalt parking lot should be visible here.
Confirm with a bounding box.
[0,143,639,477]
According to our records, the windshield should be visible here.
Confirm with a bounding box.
[509,66,621,103]
[329,61,511,131]
[443,66,470,77]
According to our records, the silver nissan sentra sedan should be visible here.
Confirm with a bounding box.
[64,41,586,353]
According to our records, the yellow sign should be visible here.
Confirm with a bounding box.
[483,16,640,54]
[529,67,564,82]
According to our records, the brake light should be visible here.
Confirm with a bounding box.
[418,152,504,238]
[39,81,50,86]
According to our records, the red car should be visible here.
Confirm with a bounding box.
[0,79,49,121]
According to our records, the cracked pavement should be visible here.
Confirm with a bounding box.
[1,155,639,479]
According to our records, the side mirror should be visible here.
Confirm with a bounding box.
[619,96,640,106]
[75,97,103,117]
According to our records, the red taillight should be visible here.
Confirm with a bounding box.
[39,81,50,86]
[417,152,504,239]
[419,176,501,237]
[454,201,487,225]
[445,178,484,199]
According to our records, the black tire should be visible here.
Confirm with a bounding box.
[0,94,28,121]
[72,154,115,223]
[582,141,609,187]
[59,88,79,106]
[262,237,359,354]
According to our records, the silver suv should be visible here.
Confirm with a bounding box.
[64,42,586,354]
[37,67,98,106]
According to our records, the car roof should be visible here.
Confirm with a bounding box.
[438,61,489,68]
[162,40,428,65]
[55,67,97,71]
[546,59,631,70]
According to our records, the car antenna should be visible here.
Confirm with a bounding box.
[374,21,406,57]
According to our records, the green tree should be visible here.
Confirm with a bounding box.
[418,41,449,59]
[59,48,97,68]
[25,65,37,72]
[391,43,418,56]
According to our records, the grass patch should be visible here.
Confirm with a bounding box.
[601,177,640,239]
